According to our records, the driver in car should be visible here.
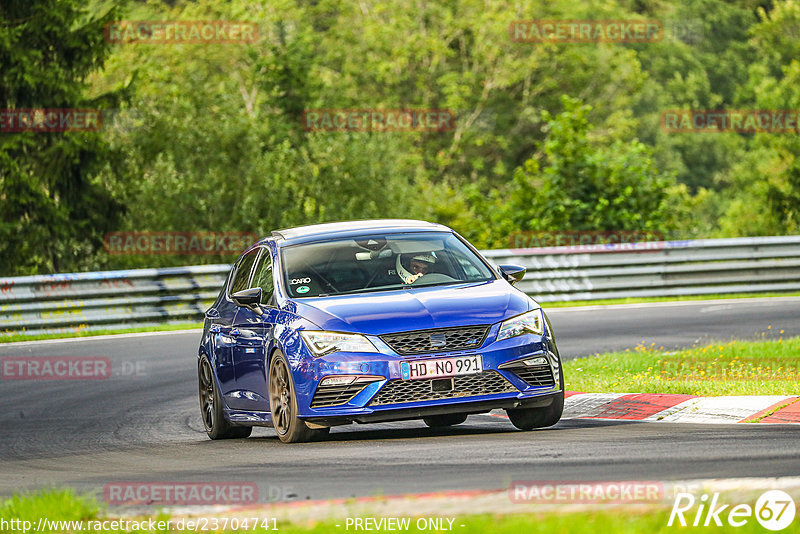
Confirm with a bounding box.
[398,252,437,284]
[409,254,435,276]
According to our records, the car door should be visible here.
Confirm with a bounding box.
[209,247,260,405]
[229,246,278,412]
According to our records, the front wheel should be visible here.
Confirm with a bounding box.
[268,350,330,443]
[198,356,252,439]
[506,391,564,430]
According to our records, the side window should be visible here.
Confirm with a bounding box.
[456,256,482,278]
[229,248,259,295]
[251,250,275,304]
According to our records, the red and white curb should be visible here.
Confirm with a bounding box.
[560,392,800,424]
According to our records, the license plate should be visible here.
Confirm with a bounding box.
[400,355,482,380]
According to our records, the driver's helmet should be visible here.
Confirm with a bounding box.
[409,254,436,274]
[396,251,437,283]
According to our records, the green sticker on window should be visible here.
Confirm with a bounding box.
[297,285,310,294]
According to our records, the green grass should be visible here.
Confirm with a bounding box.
[542,291,800,308]
[0,489,98,528]
[563,335,800,395]
[279,511,772,534]
[0,489,781,533]
[0,323,202,343]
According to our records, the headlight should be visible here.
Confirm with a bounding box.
[497,309,545,341]
[300,331,379,357]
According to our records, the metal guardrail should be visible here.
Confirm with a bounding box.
[0,265,230,337]
[2,236,799,337]
[482,235,800,301]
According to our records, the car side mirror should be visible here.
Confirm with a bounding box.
[498,264,526,285]
[232,287,264,315]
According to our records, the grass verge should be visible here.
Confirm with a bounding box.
[563,336,800,396]
[278,511,771,533]
[0,489,781,534]
[542,291,800,308]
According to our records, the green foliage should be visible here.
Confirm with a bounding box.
[498,97,672,244]
[2,0,800,275]
[0,0,124,275]
[716,0,800,236]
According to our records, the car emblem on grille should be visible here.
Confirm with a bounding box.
[429,333,447,349]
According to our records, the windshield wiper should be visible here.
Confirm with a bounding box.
[304,279,488,297]
[324,284,406,296]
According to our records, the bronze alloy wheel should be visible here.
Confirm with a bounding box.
[269,356,293,435]
[268,350,330,443]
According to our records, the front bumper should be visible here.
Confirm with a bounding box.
[294,327,562,421]
[305,391,561,426]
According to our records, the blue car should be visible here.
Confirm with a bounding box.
[198,219,564,443]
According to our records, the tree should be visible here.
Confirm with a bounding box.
[717,0,800,235]
[93,0,424,269]
[0,0,124,275]
[502,96,673,241]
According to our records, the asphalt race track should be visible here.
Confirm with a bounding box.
[1,297,799,501]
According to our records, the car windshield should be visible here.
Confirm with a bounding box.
[281,232,496,297]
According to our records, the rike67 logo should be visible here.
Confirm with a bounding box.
[669,490,796,530]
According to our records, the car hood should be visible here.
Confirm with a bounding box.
[289,280,532,335]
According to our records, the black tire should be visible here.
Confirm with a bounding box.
[268,350,330,443]
[506,390,564,430]
[198,356,253,440]
[423,413,468,427]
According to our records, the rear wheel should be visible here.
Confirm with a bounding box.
[506,391,564,430]
[423,413,468,428]
[269,350,330,443]
[198,357,252,439]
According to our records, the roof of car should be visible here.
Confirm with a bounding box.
[272,219,450,244]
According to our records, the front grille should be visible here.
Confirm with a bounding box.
[369,371,518,406]
[310,383,370,408]
[504,363,556,388]
[380,325,489,355]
